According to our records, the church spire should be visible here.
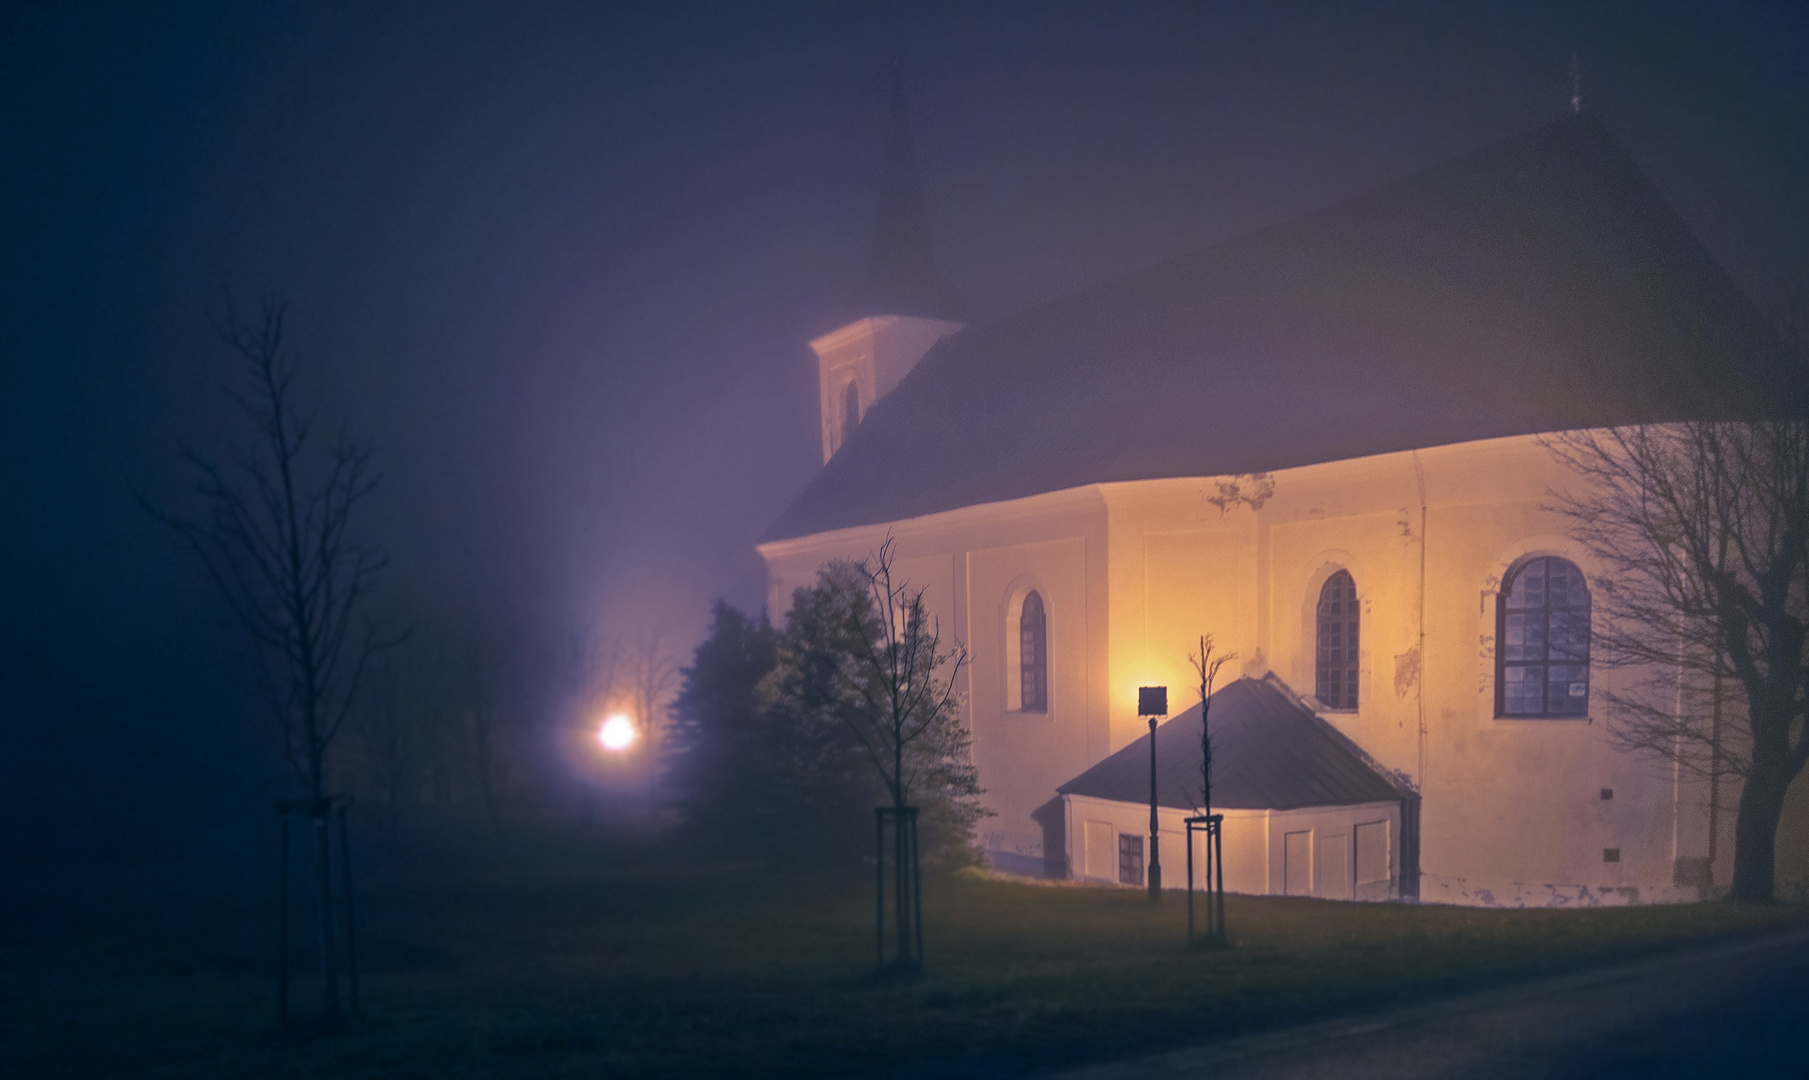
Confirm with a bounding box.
[807,74,968,466]
[863,73,967,322]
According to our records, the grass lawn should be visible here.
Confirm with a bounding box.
[6,832,1808,1079]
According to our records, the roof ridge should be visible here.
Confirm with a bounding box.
[764,112,1781,543]
[970,113,1610,342]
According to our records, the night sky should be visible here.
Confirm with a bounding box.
[3,1,1805,858]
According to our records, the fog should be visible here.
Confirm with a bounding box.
[3,0,1804,860]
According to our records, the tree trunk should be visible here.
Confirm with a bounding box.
[892,727,912,967]
[894,803,910,966]
[308,739,341,1021]
[312,807,341,1019]
[1728,766,1790,903]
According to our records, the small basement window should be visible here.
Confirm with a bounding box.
[1118,833,1144,886]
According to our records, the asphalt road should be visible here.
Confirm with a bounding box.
[1056,930,1809,1080]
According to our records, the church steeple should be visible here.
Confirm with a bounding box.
[861,74,968,323]
[809,76,967,465]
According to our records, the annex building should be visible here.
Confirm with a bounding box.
[758,103,1797,906]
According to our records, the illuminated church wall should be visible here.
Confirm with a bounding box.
[1094,435,1710,906]
[760,431,1730,906]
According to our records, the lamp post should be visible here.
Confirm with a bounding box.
[1139,686,1167,901]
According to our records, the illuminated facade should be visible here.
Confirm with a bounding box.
[760,111,1798,904]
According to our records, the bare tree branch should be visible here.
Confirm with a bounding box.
[1546,414,1809,902]
[141,300,390,804]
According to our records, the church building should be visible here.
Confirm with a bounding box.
[758,100,1788,906]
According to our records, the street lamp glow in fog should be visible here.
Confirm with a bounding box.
[598,714,637,752]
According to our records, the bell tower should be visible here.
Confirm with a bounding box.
[815,78,967,464]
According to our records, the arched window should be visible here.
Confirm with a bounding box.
[1316,571,1360,710]
[1018,590,1047,713]
[841,381,860,448]
[1497,556,1591,717]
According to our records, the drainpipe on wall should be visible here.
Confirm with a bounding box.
[1410,450,1429,900]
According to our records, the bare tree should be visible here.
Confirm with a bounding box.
[461,626,507,827]
[629,629,680,760]
[1187,634,1237,943]
[568,624,623,818]
[1187,634,1237,816]
[572,625,624,720]
[1549,416,1809,902]
[843,541,978,969]
[144,300,386,1019]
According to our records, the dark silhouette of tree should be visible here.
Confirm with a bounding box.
[756,574,894,867]
[144,300,387,1020]
[666,601,779,854]
[347,606,515,833]
[1550,415,1809,903]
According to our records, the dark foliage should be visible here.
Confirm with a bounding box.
[759,555,986,873]
[668,564,987,873]
[666,601,783,857]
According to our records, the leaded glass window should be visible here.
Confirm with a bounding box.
[1019,590,1047,712]
[1497,556,1590,718]
[1316,570,1359,710]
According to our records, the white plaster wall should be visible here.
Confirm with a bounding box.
[1063,794,1402,899]
[966,535,1095,867]
[1097,435,1710,905]
[764,430,1796,904]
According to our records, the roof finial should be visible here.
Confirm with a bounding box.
[1568,53,1582,114]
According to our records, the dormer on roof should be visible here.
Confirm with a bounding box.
[814,314,963,463]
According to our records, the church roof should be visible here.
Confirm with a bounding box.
[764,114,1786,543]
[1057,677,1405,811]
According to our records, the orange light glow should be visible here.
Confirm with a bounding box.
[598,714,637,752]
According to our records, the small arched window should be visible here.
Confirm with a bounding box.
[841,381,861,448]
[1316,570,1359,710]
[1497,556,1591,718]
[1019,590,1047,713]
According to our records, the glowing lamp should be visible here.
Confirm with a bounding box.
[598,714,637,752]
